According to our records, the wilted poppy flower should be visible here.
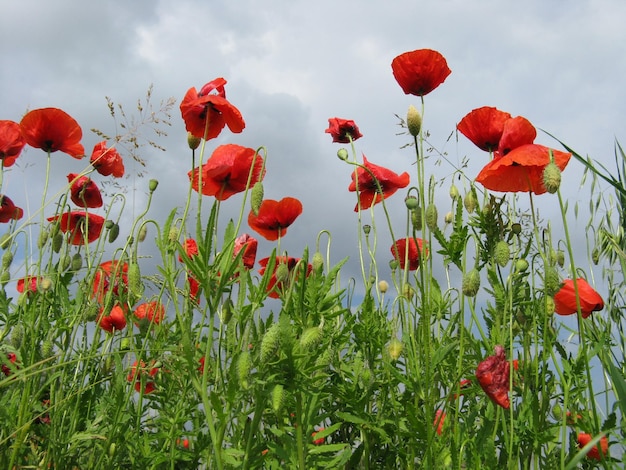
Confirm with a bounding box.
[0,120,26,167]
[553,278,604,318]
[475,345,511,409]
[180,77,245,140]
[97,304,127,333]
[1,351,18,376]
[92,260,129,303]
[349,155,410,211]
[312,428,326,445]
[497,116,537,155]
[325,118,363,143]
[189,144,265,200]
[475,144,571,194]
[233,233,257,269]
[258,256,312,299]
[67,173,103,208]
[20,108,84,158]
[457,107,512,152]
[577,432,609,461]
[0,195,24,223]
[434,410,446,436]
[47,211,105,245]
[391,237,428,271]
[391,49,451,96]
[248,197,303,241]
[90,141,124,177]
[134,301,165,326]
[127,360,159,394]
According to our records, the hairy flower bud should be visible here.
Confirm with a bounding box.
[462,269,481,297]
[544,267,560,296]
[138,225,148,243]
[515,259,529,272]
[411,209,422,231]
[148,179,159,192]
[39,277,52,292]
[1,251,13,270]
[300,326,322,350]
[556,250,565,268]
[449,184,460,200]
[425,204,438,231]
[0,270,9,286]
[511,223,522,235]
[444,211,453,224]
[406,105,422,137]
[378,280,389,294]
[187,132,201,150]
[260,323,280,363]
[128,262,143,299]
[312,252,324,275]
[0,233,11,250]
[464,190,478,214]
[544,295,556,315]
[388,338,403,361]
[108,223,120,244]
[404,196,419,211]
[220,299,234,324]
[275,263,290,284]
[250,182,264,216]
[37,229,49,249]
[543,162,562,194]
[494,241,510,267]
[71,253,83,271]
[402,283,414,300]
[337,148,349,161]
[237,350,251,388]
[363,224,371,235]
[271,383,285,413]
[52,233,64,253]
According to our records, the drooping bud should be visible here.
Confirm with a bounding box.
[444,211,453,224]
[337,148,349,161]
[556,250,565,268]
[39,277,52,292]
[168,227,179,243]
[250,182,264,216]
[405,196,419,211]
[220,299,234,324]
[108,223,120,243]
[10,325,23,349]
[378,280,389,294]
[71,253,83,271]
[543,162,562,194]
[0,270,9,286]
[0,233,11,250]
[425,204,438,231]
[137,225,148,243]
[494,241,510,267]
[462,269,481,297]
[1,251,13,270]
[187,132,201,150]
[464,190,478,214]
[388,338,403,361]
[52,233,64,253]
[402,283,414,300]
[148,179,159,192]
[449,184,460,200]
[312,252,324,275]
[411,209,422,231]
[515,259,529,272]
[128,262,143,299]
[544,295,555,315]
[406,105,422,137]
[37,229,49,249]
[389,259,399,270]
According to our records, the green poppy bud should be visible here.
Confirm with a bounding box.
[52,233,64,253]
[543,267,560,296]
[128,262,143,299]
[404,196,419,211]
[449,184,460,200]
[411,208,422,231]
[237,351,251,388]
[260,323,280,363]
[40,339,54,359]
[312,252,324,275]
[462,269,481,297]
[275,263,290,284]
[108,223,120,244]
[543,162,561,194]
[250,182,264,216]
[388,338,403,360]
[444,211,453,224]
[363,224,371,235]
[389,259,399,270]
[556,250,565,268]
[407,105,422,137]
[39,277,52,292]
[511,223,522,235]
[425,204,438,231]
[37,229,49,249]
[0,270,10,286]
[0,233,11,250]
[148,179,159,192]
[402,283,414,300]
[545,295,555,315]
[337,148,349,161]
[300,326,322,350]
[378,280,389,294]
[71,253,83,271]
[220,299,234,324]
[464,190,478,214]
[271,383,284,413]
[494,241,510,267]
[1,251,13,270]
[515,259,529,272]
[138,225,148,243]
[10,325,23,349]
[187,132,201,150]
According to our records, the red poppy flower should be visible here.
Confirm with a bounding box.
[325,118,363,143]
[0,120,26,167]
[312,428,326,445]
[180,77,245,140]
[92,260,129,303]
[457,107,512,152]
[20,108,84,158]
[258,256,312,299]
[391,237,428,271]
[1,352,18,377]
[497,116,537,155]
[475,144,571,194]
[349,155,410,211]
[134,301,165,326]
[233,233,257,269]
[67,173,103,208]
[553,278,604,318]
[127,360,159,394]
[47,211,105,245]
[90,141,124,177]
[17,275,43,294]
[248,197,303,241]
[577,432,609,461]
[0,195,24,223]
[97,304,127,333]
[391,49,451,97]
[189,144,265,200]
[434,410,446,436]
[475,345,511,409]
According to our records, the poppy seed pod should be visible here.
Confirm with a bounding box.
[407,105,422,137]
[363,224,371,235]
[462,269,481,297]
[542,162,562,194]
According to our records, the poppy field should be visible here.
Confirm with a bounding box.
[0,48,625,468]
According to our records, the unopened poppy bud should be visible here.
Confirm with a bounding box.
[260,323,280,362]
[300,326,322,350]
[545,295,555,315]
[544,267,560,296]
[389,259,399,270]
[556,250,565,268]
[37,229,49,249]
[187,132,201,150]
[405,196,419,211]
[105,219,115,230]
[462,269,481,297]
[494,241,510,267]
[108,223,120,243]
[378,280,389,293]
[52,233,64,253]
[128,262,143,299]
[275,263,290,284]
[71,253,83,271]
[511,223,522,235]
[138,225,148,243]
[237,350,251,388]
[449,184,460,200]
[148,179,159,192]
[39,277,52,292]
[388,338,403,360]
[220,299,233,324]
[271,383,284,413]
[337,148,349,161]
[543,162,561,194]
[402,283,414,300]
[444,211,453,224]
[407,105,422,137]
[425,204,438,231]
[515,259,529,272]
[0,233,11,250]
[40,339,54,358]
[168,227,179,243]
[0,270,9,286]
[312,252,324,274]
[10,325,23,349]
[60,255,71,271]
[552,403,563,420]
[591,248,600,265]
[363,224,371,235]
[120,338,132,350]
[2,251,13,270]
[464,191,478,214]
[250,182,264,216]
[411,209,422,231]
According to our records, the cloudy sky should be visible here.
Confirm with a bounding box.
[2,0,625,293]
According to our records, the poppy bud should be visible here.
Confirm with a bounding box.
[425,204,438,231]
[275,263,290,284]
[0,233,11,250]
[378,280,389,293]
[494,241,510,267]
[462,269,481,297]
[407,105,422,137]
[39,277,52,292]
[271,383,284,413]
[388,338,403,360]
[545,295,555,315]
[411,209,422,231]
[444,211,453,224]
[551,403,563,420]
[1,251,13,270]
[37,229,49,249]
[544,267,560,296]
[300,326,322,350]
[128,262,143,299]
[337,148,349,161]
[187,132,201,150]
[449,184,460,200]
[312,252,324,275]
[138,225,148,243]
[511,223,522,235]
[10,325,23,349]
[40,339,54,358]
[405,196,419,211]
[556,250,565,268]
[363,224,371,235]
[237,350,251,389]
[402,283,414,300]
[389,259,399,270]
[168,227,179,243]
[71,253,83,271]
[59,255,71,271]
[220,299,233,324]
[515,259,529,272]
[148,179,159,192]
[250,182,264,216]
[52,233,64,253]
[260,323,280,362]
[543,162,561,194]
[108,223,120,243]
[464,191,478,214]
[0,270,9,286]
[120,338,132,350]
